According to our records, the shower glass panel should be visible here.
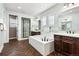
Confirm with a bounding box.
[22,17,30,38]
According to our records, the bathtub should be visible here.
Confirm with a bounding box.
[29,34,54,56]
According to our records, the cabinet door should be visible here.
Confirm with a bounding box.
[54,35,62,53]
[62,41,74,55]
[75,38,79,56]
[62,37,75,56]
[76,44,79,56]
[55,40,62,52]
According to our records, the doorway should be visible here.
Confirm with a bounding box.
[21,17,30,38]
[9,15,18,40]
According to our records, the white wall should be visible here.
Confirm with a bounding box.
[0,3,7,52]
[58,12,79,33]
[40,15,55,34]
[39,4,64,34]
[41,16,49,34]
[39,4,64,16]
[0,4,34,52]
[40,4,79,33]
[7,11,34,40]
[31,18,39,31]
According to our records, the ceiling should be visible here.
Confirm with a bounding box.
[4,3,56,16]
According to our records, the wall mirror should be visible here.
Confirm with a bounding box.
[61,21,72,31]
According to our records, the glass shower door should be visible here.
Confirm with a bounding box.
[22,18,30,38]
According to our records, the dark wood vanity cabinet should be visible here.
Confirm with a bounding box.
[74,38,79,55]
[31,31,40,36]
[54,35,79,56]
[54,35,62,53]
[62,37,75,55]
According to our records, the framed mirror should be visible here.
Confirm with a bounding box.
[61,21,72,31]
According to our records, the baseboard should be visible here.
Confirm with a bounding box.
[18,38,28,41]
[4,40,9,44]
[0,44,4,53]
[9,37,17,40]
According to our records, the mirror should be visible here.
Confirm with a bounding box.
[0,23,4,31]
[61,21,72,31]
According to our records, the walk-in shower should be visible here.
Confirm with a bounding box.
[21,17,31,38]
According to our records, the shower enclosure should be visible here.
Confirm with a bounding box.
[21,17,30,38]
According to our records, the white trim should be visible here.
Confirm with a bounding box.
[4,40,9,43]
[23,38,28,39]
[9,37,17,39]
[18,38,28,41]
[0,44,4,53]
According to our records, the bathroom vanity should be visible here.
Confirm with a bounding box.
[31,31,40,36]
[54,33,79,56]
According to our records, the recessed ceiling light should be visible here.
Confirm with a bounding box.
[17,6,21,9]
[69,4,73,6]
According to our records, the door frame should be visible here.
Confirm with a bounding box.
[21,17,31,38]
[9,14,18,40]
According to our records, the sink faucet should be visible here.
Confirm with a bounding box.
[67,30,75,34]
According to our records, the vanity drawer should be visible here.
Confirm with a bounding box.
[62,36,74,41]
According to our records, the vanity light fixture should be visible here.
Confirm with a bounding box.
[69,3,73,6]
[64,3,75,8]
[63,3,68,8]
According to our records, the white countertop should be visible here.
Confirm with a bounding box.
[31,30,40,32]
[54,33,79,38]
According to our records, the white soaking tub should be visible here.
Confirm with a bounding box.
[29,35,54,56]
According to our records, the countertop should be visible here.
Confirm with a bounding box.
[54,33,79,38]
[31,30,40,32]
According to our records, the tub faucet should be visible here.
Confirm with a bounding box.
[44,36,46,41]
[42,38,43,41]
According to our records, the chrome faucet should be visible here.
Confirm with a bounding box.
[42,36,49,41]
[67,30,74,34]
